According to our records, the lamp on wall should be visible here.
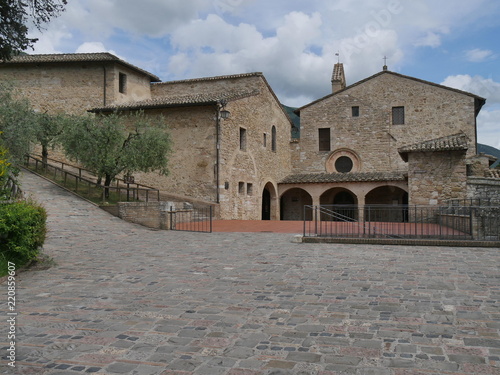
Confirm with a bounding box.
[219,100,230,119]
[220,109,231,119]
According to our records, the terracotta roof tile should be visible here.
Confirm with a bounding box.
[398,133,469,162]
[5,53,161,82]
[90,89,260,112]
[280,171,407,184]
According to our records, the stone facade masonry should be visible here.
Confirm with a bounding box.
[0,60,152,115]
[407,151,468,205]
[296,72,479,176]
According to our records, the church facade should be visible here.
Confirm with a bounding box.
[0,53,497,220]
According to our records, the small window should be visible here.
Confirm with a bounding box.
[119,73,127,94]
[318,128,331,152]
[263,133,267,147]
[392,106,405,125]
[352,106,359,117]
[247,183,253,195]
[239,127,247,151]
[335,156,353,173]
[271,126,277,152]
[238,182,245,194]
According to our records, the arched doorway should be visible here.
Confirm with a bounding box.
[262,182,278,220]
[262,188,271,220]
[365,186,409,222]
[321,188,358,221]
[280,188,313,221]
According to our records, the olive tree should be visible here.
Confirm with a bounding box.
[61,112,172,198]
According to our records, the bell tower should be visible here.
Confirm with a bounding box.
[331,62,346,93]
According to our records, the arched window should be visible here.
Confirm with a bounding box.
[271,126,277,152]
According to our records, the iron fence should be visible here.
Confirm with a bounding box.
[25,154,160,203]
[304,204,500,241]
[169,205,213,233]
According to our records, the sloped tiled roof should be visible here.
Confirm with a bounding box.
[485,169,500,179]
[90,89,260,113]
[3,53,161,82]
[280,171,407,184]
[153,72,264,86]
[398,133,469,162]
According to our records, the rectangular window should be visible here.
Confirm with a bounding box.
[392,106,405,125]
[247,183,253,195]
[352,106,359,117]
[239,127,247,151]
[238,182,245,195]
[318,128,331,151]
[263,133,267,147]
[119,73,127,94]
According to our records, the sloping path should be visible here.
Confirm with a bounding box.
[3,170,500,374]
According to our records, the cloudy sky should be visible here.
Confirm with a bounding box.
[29,0,500,149]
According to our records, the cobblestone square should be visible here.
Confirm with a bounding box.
[2,171,500,375]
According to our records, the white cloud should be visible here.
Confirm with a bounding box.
[441,75,500,103]
[414,31,443,48]
[442,74,500,149]
[477,109,500,149]
[466,48,494,63]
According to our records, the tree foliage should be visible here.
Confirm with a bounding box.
[0,83,36,162]
[0,0,67,60]
[33,111,67,164]
[61,112,172,196]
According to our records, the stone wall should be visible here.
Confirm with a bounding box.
[296,72,478,175]
[217,79,293,220]
[125,106,219,203]
[407,151,467,205]
[0,61,151,114]
[467,177,500,201]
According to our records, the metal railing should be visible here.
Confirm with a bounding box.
[304,204,500,241]
[169,205,213,233]
[25,154,160,203]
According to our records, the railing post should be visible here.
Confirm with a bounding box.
[210,206,213,233]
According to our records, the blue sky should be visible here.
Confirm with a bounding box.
[29,0,500,149]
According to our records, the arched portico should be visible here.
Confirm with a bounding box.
[365,185,408,205]
[280,188,313,220]
[320,188,358,220]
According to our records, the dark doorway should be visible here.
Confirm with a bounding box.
[262,188,271,220]
[333,191,357,221]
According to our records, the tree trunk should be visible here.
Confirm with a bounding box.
[42,145,48,169]
[104,174,113,199]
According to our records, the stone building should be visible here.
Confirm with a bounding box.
[280,64,488,216]
[0,53,159,114]
[90,73,294,220]
[0,53,498,221]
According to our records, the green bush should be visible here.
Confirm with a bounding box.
[0,199,47,272]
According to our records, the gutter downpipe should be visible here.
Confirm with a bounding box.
[216,102,222,204]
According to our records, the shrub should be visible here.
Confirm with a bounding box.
[0,199,47,270]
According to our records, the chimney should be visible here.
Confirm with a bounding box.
[331,63,346,93]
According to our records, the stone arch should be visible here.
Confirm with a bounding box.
[320,188,358,221]
[365,185,408,205]
[280,187,313,221]
[262,181,278,220]
[365,185,409,222]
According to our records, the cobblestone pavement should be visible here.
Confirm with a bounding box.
[2,170,500,375]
